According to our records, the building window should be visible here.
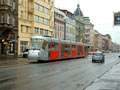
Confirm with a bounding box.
[40,5,44,12]
[1,15,4,23]
[13,17,15,26]
[45,30,48,36]
[1,0,4,4]
[21,0,23,6]
[13,1,15,9]
[21,25,23,32]
[34,27,39,34]
[34,15,39,22]
[7,14,10,24]
[34,3,39,10]
[44,18,48,25]
[26,26,29,33]
[21,11,23,18]
[7,0,10,6]
[40,17,44,24]
[44,8,49,14]
[40,28,44,35]
[48,0,50,3]
[20,41,28,54]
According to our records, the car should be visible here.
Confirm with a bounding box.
[22,49,29,58]
[88,52,94,55]
[92,51,105,63]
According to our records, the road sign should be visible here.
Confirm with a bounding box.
[114,12,120,26]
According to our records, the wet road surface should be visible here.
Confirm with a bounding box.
[0,53,120,90]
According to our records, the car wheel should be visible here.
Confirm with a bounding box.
[23,54,25,58]
[101,60,104,63]
[23,54,28,58]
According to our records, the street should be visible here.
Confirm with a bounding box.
[0,53,120,90]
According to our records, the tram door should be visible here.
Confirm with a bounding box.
[61,44,70,59]
[78,46,83,57]
[84,46,88,56]
[50,42,59,60]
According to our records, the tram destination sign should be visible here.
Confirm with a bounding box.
[114,12,120,26]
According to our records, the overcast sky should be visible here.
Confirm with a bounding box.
[55,0,120,44]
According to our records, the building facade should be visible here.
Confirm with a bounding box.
[93,30,103,52]
[54,8,66,40]
[60,10,76,41]
[75,16,85,42]
[0,0,18,56]
[84,20,94,51]
[102,34,112,52]
[74,3,85,43]
[18,0,54,56]
[111,42,120,52]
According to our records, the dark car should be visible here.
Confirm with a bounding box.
[92,51,105,63]
[22,49,29,58]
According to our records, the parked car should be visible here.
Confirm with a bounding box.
[88,52,94,55]
[22,49,29,58]
[92,51,105,63]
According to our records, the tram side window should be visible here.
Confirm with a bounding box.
[72,45,76,51]
[64,45,69,53]
[51,42,58,51]
[85,46,87,51]
[77,46,80,55]
[42,41,47,50]
[80,46,83,55]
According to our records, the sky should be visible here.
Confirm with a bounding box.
[55,0,120,44]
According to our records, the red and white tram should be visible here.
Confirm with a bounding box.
[28,36,88,61]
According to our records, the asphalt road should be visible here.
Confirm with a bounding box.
[0,53,120,90]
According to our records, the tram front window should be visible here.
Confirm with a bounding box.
[31,39,47,50]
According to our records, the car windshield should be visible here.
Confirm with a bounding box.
[94,53,103,56]
[31,39,47,50]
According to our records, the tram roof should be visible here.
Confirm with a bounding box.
[31,36,88,46]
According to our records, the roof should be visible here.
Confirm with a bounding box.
[55,8,66,17]
[74,4,84,16]
[31,36,88,46]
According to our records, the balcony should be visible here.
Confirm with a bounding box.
[28,8,34,14]
[0,4,14,12]
[0,23,14,29]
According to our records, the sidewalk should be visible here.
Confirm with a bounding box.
[85,63,120,90]
[0,56,29,67]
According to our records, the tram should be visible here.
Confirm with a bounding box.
[28,36,88,61]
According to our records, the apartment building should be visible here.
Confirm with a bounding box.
[60,9,76,41]
[0,0,18,56]
[84,21,94,51]
[54,8,66,40]
[18,0,54,56]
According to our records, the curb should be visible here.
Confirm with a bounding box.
[0,59,29,68]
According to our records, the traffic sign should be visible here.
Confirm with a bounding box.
[114,12,120,26]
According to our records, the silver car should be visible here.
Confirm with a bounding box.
[92,51,105,63]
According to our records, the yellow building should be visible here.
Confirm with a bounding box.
[18,0,54,56]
